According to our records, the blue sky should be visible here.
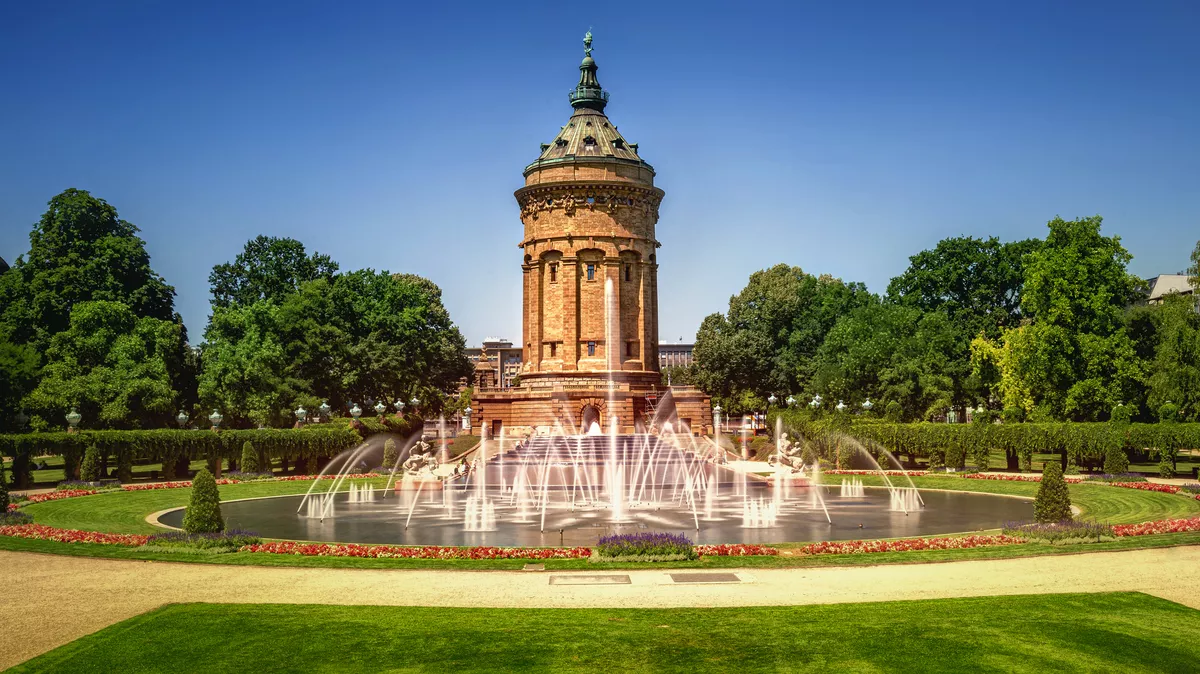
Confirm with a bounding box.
[1,1,1197,345]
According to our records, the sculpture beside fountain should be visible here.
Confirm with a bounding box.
[396,437,443,491]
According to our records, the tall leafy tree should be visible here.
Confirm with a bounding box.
[0,189,176,351]
[692,265,872,412]
[1144,295,1200,420]
[973,216,1143,420]
[24,301,185,429]
[209,236,338,309]
[812,302,961,420]
[887,236,1041,339]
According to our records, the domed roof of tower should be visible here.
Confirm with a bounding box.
[524,32,653,176]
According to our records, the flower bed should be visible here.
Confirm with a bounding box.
[825,470,928,476]
[798,534,1023,556]
[1112,516,1200,537]
[694,543,779,556]
[1107,482,1180,495]
[0,524,149,546]
[22,489,99,504]
[237,541,592,559]
[962,473,1084,483]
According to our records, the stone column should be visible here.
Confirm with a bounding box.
[561,257,579,369]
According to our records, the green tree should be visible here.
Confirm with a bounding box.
[887,236,1041,339]
[1033,461,1072,522]
[974,216,1143,420]
[209,236,338,309]
[0,189,176,352]
[693,265,871,412]
[1143,295,1200,420]
[812,302,962,421]
[182,468,224,533]
[23,301,185,429]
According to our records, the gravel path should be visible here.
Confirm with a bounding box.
[3,546,1199,669]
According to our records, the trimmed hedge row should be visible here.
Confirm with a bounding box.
[0,427,366,488]
[772,410,1200,471]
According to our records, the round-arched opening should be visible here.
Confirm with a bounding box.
[580,405,600,430]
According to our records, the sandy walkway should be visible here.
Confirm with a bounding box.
[3,546,1199,669]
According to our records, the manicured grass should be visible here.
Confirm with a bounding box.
[13,593,1200,673]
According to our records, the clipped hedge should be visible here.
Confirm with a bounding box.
[771,409,1200,471]
[0,427,366,488]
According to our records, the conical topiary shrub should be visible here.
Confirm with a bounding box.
[1034,461,1072,523]
[240,441,259,474]
[80,445,102,482]
[383,438,399,471]
[182,468,224,533]
[1104,445,1130,475]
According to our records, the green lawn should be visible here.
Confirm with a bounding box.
[13,593,1200,673]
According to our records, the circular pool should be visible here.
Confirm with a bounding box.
[158,485,1032,547]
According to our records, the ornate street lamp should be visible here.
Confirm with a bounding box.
[318,400,331,421]
[349,403,362,419]
[785,395,795,407]
[767,394,777,407]
[65,407,82,431]
[374,401,386,416]
[176,411,189,428]
[294,405,308,423]
[713,404,722,432]
[463,405,473,431]
[394,400,405,414]
[208,409,223,429]
[410,397,420,408]
[836,400,847,413]
[809,394,822,409]
[862,398,874,412]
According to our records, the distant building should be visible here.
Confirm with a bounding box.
[0,256,8,274]
[465,338,523,389]
[1144,274,1195,305]
[658,342,694,369]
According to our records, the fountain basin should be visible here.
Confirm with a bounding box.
[156,486,1034,548]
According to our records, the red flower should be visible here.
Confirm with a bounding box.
[1112,516,1200,536]
[0,524,148,546]
[798,534,1023,556]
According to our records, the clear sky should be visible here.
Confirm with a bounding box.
[1,1,1197,345]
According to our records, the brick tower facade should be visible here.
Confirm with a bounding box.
[471,34,711,437]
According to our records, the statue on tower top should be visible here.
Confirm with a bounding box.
[584,30,593,57]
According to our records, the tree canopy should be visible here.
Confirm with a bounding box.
[209,236,338,309]
[886,236,1040,339]
[0,189,176,351]
[692,265,872,413]
[23,301,188,429]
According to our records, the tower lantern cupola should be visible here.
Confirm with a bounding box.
[568,31,609,112]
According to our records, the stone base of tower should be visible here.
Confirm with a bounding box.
[470,372,711,438]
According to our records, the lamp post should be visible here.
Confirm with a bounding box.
[349,403,362,420]
[294,405,307,429]
[786,395,795,408]
[65,407,82,433]
[836,400,847,413]
[463,405,473,432]
[862,398,873,414]
[318,400,331,423]
[374,401,386,417]
[810,394,822,409]
[713,404,722,435]
[176,411,189,429]
[208,409,223,431]
[394,400,405,417]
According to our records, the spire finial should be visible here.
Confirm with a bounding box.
[583,30,593,57]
